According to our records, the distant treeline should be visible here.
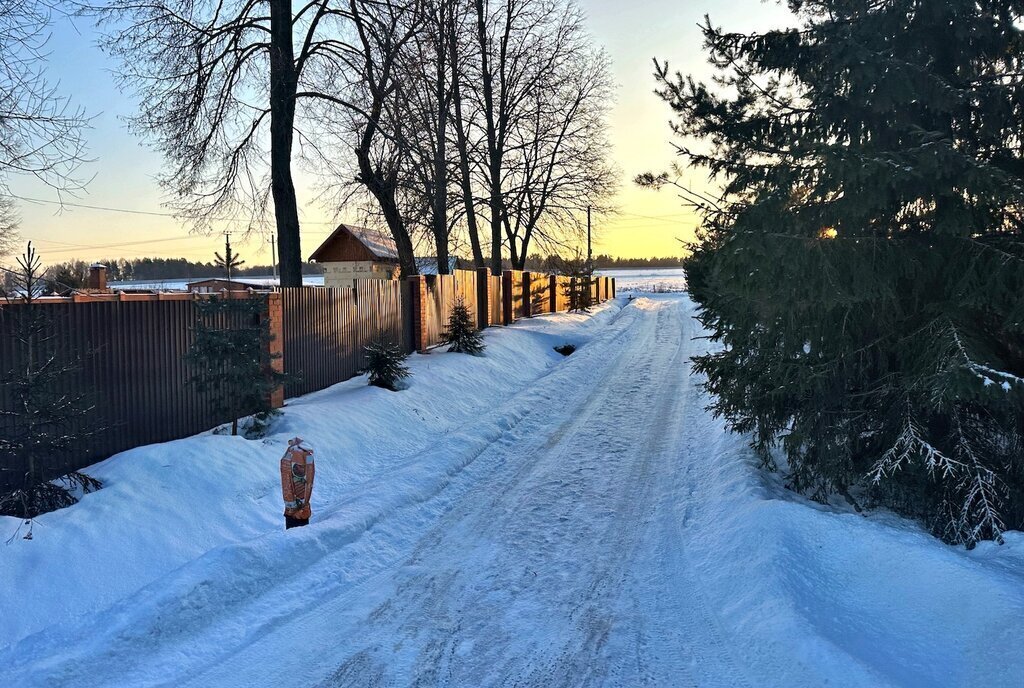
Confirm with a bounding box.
[523,254,683,270]
[39,254,679,288]
[44,257,322,284]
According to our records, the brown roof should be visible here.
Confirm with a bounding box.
[308,224,399,263]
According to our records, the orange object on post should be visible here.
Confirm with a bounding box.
[280,437,315,523]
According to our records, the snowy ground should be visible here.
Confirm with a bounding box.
[597,268,686,293]
[2,293,1023,687]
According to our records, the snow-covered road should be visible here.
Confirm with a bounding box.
[201,295,730,687]
[3,294,1023,687]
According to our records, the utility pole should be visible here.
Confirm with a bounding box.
[270,232,278,282]
[586,205,592,273]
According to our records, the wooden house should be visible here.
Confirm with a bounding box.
[308,224,401,288]
[309,223,461,287]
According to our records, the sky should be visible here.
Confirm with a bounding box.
[7,0,794,265]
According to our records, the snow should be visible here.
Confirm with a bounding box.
[109,274,326,291]
[598,267,687,293]
[344,224,400,261]
[2,293,1023,687]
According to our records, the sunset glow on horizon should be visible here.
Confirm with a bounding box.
[6,0,794,266]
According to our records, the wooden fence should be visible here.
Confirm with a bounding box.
[415,270,479,350]
[0,272,616,489]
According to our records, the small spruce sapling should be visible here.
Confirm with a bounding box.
[551,251,593,312]
[442,298,485,355]
[185,293,287,437]
[365,337,410,391]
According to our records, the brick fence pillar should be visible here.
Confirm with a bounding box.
[409,275,428,352]
[476,267,490,328]
[502,270,513,325]
[265,291,285,409]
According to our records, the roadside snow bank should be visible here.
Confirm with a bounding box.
[0,301,620,650]
[679,370,1024,688]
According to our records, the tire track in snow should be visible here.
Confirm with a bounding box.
[5,296,755,688]
[0,303,641,688]
[306,297,750,687]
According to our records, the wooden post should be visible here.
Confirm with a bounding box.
[522,272,533,318]
[502,270,514,325]
[409,275,428,352]
[476,267,490,328]
[549,274,557,313]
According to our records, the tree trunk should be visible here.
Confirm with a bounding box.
[269,0,302,287]
[357,150,417,277]
[474,0,502,275]
[448,32,483,268]
[432,31,450,275]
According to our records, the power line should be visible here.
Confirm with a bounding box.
[15,195,179,218]
[9,194,341,226]
[33,236,209,255]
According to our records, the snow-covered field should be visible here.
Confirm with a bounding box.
[109,274,325,290]
[111,268,683,293]
[598,267,686,293]
[2,292,1023,687]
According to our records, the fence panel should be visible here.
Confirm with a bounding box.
[528,272,551,315]
[489,274,503,325]
[280,282,405,398]
[509,270,525,320]
[355,278,406,359]
[0,296,255,490]
[281,286,357,397]
[553,276,572,312]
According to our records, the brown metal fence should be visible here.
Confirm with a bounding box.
[527,272,551,314]
[488,274,503,325]
[509,270,525,320]
[419,269,479,349]
[279,280,404,398]
[0,295,258,491]
[1,269,616,488]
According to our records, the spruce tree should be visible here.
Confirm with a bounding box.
[553,252,593,312]
[0,243,101,521]
[655,0,1024,545]
[442,298,485,354]
[365,337,410,391]
[185,294,286,436]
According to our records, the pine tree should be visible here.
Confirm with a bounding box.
[553,251,593,312]
[442,298,485,354]
[0,243,101,521]
[364,337,410,391]
[654,0,1024,545]
[185,294,286,436]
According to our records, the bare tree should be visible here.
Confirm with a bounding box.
[468,0,614,272]
[0,196,16,257]
[306,0,614,274]
[95,0,352,286]
[398,0,457,272]
[304,0,425,277]
[501,41,616,267]
[0,1,89,245]
[446,0,485,268]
